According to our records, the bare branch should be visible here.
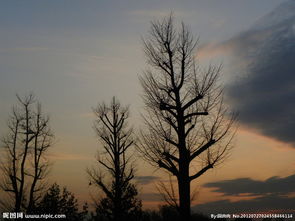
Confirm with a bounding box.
[189,164,213,181]
[138,14,237,220]
[89,97,140,219]
[0,93,54,212]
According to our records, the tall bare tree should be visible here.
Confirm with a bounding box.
[87,97,141,221]
[138,15,236,220]
[0,94,54,212]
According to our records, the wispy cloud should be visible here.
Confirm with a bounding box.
[134,176,159,185]
[128,9,189,19]
[48,152,92,161]
[139,192,162,202]
[0,47,50,53]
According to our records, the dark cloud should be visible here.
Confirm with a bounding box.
[193,195,295,215]
[196,174,295,215]
[134,176,159,185]
[203,174,295,196]
[224,0,295,146]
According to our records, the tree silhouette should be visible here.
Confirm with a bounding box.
[138,15,236,220]
[141,205,211,221]
[35,183,88,221]
[87,97,141,221]
[0,94,54,212]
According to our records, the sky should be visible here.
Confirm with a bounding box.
[0,0,294,215]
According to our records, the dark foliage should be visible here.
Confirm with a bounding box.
[34,183,88,221]
[141,205,211,221]
[93,184,142,221]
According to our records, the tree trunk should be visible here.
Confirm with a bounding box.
[15,198,21,212]
[27,178,37,212]
[175,106,191,221]
[178,162,191,221]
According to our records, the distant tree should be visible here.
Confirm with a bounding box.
[141,209,162,221]
[158,205,179,221]
[140,206,178,221]
[191,212,211,221]
[138,15,236,220]
[87,97,142,221]
[35,183,88,221]
[141,205,211,221]
[0,94,54,212]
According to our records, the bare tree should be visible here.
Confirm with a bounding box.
[138,15,236,220]
[87,97,141,221]
[0,93,54,212]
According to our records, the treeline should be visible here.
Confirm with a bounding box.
[0,14,236,221]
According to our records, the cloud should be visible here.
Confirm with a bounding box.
[194,173,295,215]
[0,47,49,53]
[193,195,295,215]
[134,176,159,185]
[203,174,295,196]
[216,0,295,146]
[198,42,233,60]
[198,27,273,59]
[139,192,162,202]
[48,152,92,161]
[128,9,188,19]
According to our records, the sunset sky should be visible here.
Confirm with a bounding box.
[0,0,294,214]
